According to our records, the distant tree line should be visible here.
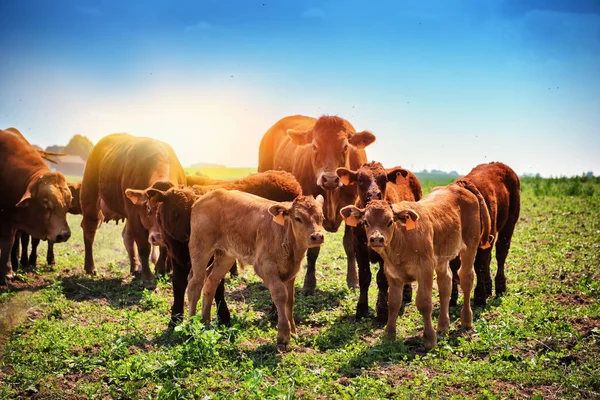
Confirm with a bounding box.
[46,134,94,160]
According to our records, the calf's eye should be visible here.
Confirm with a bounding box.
[387,220,393,227]
[295,217,302,223]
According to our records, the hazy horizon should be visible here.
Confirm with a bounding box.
[1,0,599,177]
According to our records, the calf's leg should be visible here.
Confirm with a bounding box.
[302,246,319,295]
[343,224,358,289]
[170,257,189,328]
[187,237,214,317]
[375,260,389,322]
[449,256,461,307]
[355,230,372,319]
[263,271,292,351]
[436,262,452,335]
[201,251,235,323]
[416,273,435,350]
[284,278,297,335]
[458,250,476,330]
[384,276,404,339]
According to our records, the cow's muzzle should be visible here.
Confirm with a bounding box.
[310,232,324,246]
[319,174,341,190]
[368,233,385,248]
[55,229,71,243]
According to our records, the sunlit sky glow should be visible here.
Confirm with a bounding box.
[1,0,599,176]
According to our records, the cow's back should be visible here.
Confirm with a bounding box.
[462,162,520,234]
[387,170,423,203]
[0,128,50,209]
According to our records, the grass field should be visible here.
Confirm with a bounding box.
[0,176,599,399]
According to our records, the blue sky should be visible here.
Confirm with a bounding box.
[1,0,599,176]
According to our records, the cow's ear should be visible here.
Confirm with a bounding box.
[287,128,313,146]
[392,207,419,231]
[336,168,358,186]
[386,167,409,184]
[125,189,149,205]
[340,205,365,227]
[315,194,324,208]
[146,189,168,203]
[268,203,291,226]
[349,130,376,149]
[16,190,32,208]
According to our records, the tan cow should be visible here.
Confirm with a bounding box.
[341,179,492,349]
[187,189,324,350]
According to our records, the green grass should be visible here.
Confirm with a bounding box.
[1,177,599,399]
[185,167,258,180]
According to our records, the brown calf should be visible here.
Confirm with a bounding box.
[341,180,492,349]
[187,189,324,350]
[337,162,422,321]
[1,128,72,285]
[80,133,185,279]
[125,170,303,327]
[259,115,376,293]
[449,162,521,306]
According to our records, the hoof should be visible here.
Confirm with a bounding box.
[356,303,369,320]
[301,285,315,296]
[277,343,289,352]
[375,306,388,323]
[346,278,359,289]
[474,296,487,307]
[424,339,437,350]
[85,268,97,276]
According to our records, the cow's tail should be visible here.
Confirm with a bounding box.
[455,179,493,248]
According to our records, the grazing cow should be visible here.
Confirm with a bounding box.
[336,162,422,321]
[187,189,324,350]
[0,128,72,285]
[449,162,521,307]
[80,133,185,279]
[258,115,375,293]
[11,182,82,270]
[125,170,303,327]
[341,179,493,349]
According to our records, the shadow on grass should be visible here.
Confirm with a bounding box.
[61,275,156,308]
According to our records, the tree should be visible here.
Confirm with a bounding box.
[63,134,94,161]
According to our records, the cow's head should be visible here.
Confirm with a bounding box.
[126,182,197,245]
[287,116,375,190]
[67,182,82,215]
[268,194,325,248]
[340,200,419,252]
[15,172,72,242]
[337,162,408,206]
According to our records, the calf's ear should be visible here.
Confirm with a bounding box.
[16,191,32,208]
[386,167,409,184]
[340,205,365,227]
[125,189,149,205]
[336,168,358,186]
[287,128,313,146]
[268,204,291,226]
[392,207,419,231]
[348,130,376,149]
[315,194,324,208]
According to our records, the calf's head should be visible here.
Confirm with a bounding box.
[268,194,325,248]
[287,116,375,190]
[67,182,82,215]
[340,201,419,251]
[15,172,72,242]
[337,163,408,205]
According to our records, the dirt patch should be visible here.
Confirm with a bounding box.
[570,316,600,337]
[555,292,592,306]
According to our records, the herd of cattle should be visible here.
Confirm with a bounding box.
[0,115,520,350]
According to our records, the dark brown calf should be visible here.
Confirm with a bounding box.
[337,162,422,321]
[449,162,521,307]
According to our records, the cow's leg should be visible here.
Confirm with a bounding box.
[436,262,452,336]
[449,256,461,307]
[355,230,371,319]
[20,233,30,270]
[187,241,213,318]
[458,249,476,330]
[416,273,436,350]
[375,260,389,322]
[200,251,234,324]
[1,234,16,285]
[130,219,152,280]
[384,276,404,339]
[229,261,238,277]
[284,278,297,335]
[10,231,20,272]
[473,247,493,306]
[169,256,189,328]
[343,224,358,289]
[81,209,100,276]
[302,246,319,295]
[122,222,139,275]
[44,240,54,266]
[154,247,168,275]
[495,219,517,297]
[263,271,291,351]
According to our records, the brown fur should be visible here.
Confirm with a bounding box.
[336,162,422,320]
[341,181,487,349]
[0,128,72,285]
[187,189,324,350]
[258,114,376,292]
[449,162,521,306]
[80,133,185,278]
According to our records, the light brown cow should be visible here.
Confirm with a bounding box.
[0,128,72,285]
[258,115,375,293]
[80,133,185,279]
[341,179,492,349]
[187,189,325,350]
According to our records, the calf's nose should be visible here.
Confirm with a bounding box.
[369,235,384,246]
[310,232,324,244]
[56,229,71,243]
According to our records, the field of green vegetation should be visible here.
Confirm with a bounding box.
[0,175,598,399]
